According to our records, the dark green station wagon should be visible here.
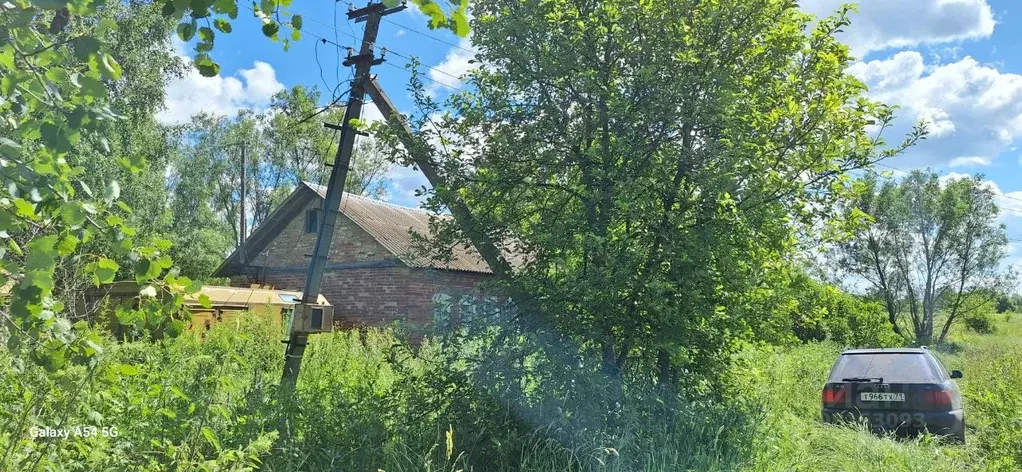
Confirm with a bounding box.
[821,348,965,443]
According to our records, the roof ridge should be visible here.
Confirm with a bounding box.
[300,181,437,215]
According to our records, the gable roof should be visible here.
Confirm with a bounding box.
[304,183,493,273]
[213,182,494,276]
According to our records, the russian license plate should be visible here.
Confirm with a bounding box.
[860,392,905,402]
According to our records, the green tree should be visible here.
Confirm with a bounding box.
[837,171,1013,344]
[264,85,392,202]
[1,0,468,368]
[59,1,184,319]
[168,85,393,279]
[381,0,922,407]
[759,268,899,348]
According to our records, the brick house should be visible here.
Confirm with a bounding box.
[212,182,494,328]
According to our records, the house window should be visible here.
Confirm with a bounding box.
[305,209,319,233]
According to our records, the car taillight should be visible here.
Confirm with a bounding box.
[822,385,846,407]
[920,389,953,410]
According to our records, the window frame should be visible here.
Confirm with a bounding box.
[305,209,319,234]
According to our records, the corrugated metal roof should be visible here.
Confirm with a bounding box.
[183,285,330,307]
[304,182,495,274]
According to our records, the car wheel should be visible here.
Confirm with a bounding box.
[951,420,966,444]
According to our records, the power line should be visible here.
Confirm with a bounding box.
[382,47,466,83]
[379,60,463,91]
[381,17,473,54]
[211,89,350,151]
[283,5,468,90]
[301,27,464,92]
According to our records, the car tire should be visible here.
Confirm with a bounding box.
[951,420,966,444]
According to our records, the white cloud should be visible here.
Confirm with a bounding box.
[427,38,477,95]
[850,52,1022,167]
[801,0,994,57]
[949,156,990,167]
[158,44,285,125]
[386,164,430,208]
[361,102,384,123]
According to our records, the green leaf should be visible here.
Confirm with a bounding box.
[0,138,21,158]
[56,234,78,256]
[30,0,68,9]
[189,0,210,18]
[201,427,221,452]
[198,26,214,42]
[103,180,120,202]
[194,54,220,77]
[177,20,197,41]
[71,36,101,61]
[169,385,189,400]
[84,339,104,355]
[0,46,14,69]
[139,285,157,298]
[95,258,119,284]
[45,68,70,84]
[198,294,212,309]
[418,2,446,28]
[212,0,237,18]
[99,53,122,80]
[8,239,23,257]
[451,10,469,37]
[261,22,279,38]
[118,364,140,376]
[214,18,232,33]
[78,75,106,100]
[291,14,302,30]
[26,235,58,270]
[154,238,172,252]
[41,122,73,153]
[60,202,88,227]
[13,198,36,220]
[96,18,118,35]
[98,136,111,154]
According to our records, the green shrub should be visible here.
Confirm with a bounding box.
[764,271,899,348]
[4,311,1021,471]
[964,312,998,334]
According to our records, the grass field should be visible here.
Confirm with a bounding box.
[735,314,1022,472]
[2,313,1020,471]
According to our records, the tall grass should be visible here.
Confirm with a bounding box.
[1,313,1020,470]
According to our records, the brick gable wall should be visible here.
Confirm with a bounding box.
[251,198,393,268]
[231,197,492,327]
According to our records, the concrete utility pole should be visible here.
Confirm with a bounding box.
[239,142,247,265]
[280,0,404,389]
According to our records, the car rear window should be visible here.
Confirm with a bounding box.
[829,353,943,383]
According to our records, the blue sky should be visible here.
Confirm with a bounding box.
[161,0,1022,276]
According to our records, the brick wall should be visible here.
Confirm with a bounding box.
[253,266,490,327]
[232,197,493,327]
[252,198,394,268]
